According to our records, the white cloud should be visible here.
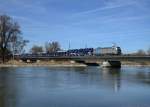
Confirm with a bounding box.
[71,0,137,17]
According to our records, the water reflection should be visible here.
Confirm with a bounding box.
[101,68,121,92]
[0,67,150,107]
[0,68,18,107]
[135,71,150,85]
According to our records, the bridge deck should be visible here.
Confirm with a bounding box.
[19,55,150,62]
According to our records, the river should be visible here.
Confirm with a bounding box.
[0,66,150,107]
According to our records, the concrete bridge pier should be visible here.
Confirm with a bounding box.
[101,61,121,68]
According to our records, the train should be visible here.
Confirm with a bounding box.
[19,46,122,58]
[93,46,121,55]
[65,46,121,56]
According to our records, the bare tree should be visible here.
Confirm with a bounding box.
[45,41,61,53]
[0,15,21,63]
[147,48,150,55]
[30,45,43,54]
[11,35,29,55]
[135,49,146,56]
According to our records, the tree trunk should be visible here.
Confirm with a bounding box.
[2,48,5,63]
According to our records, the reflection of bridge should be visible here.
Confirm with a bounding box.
[19,55,150,67]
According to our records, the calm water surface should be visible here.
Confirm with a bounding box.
[0,66,150,107]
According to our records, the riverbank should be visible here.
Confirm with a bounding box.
[0,60,150,67]
[121,61,150,67]
[0,60,87,67]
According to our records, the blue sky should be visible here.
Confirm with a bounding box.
[0,0,150,53]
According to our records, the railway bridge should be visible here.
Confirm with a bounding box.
[19,55,150,68]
